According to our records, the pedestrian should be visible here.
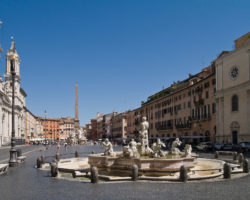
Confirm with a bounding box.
[64,142,68,150]
[57,142,60,151]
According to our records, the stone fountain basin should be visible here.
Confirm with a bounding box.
[88,153,196,172]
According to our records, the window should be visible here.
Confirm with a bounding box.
[204,82,210,88]
[212,103,216,114]
[232,95,238,111]
[206,91,209,99]
[212,79,216,85]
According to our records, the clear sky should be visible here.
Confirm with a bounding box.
[0,0,249,125]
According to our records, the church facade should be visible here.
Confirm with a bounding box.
[216,32,250,144]
[0,39,26,146]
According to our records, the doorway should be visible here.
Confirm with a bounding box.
[232,131,238,144]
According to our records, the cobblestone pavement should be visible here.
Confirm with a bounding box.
[0,145,250,200]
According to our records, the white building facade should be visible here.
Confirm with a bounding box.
[216,32,250,144]
[0,39,26,146]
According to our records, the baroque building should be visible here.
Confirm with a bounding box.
[138,65,216,144]
[0,39,26,146]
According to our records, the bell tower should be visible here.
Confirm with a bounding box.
[4,37,21,82]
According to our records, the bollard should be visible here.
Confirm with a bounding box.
[223,163,231,179]
[72,171,77,178]
[243,159,249,173]
[238,153,244,163]
[17,149,22,157]
[131,164,138,181]
[75,151,79,158]
[56,153,60,161]
[37,157,42,169]
[233,152,237,161]
[90,166,98,183]
[40,155,45,164]
[51,162,58,177]
[215,151,219,159]
[179,165,188,182]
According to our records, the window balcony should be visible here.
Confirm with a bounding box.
[175,122,191,130]
[156,125,173,131]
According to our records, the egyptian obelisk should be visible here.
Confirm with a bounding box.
[74,83,80,136]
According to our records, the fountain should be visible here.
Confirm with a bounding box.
[41,118,249,182]
[88,117,197,174]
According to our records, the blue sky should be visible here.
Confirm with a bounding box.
[0,0,249,125]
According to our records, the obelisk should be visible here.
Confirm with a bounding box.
[74,83,80,136]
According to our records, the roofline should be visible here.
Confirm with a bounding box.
[142,72,215,106]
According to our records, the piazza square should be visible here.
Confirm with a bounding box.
[0,1,250,200]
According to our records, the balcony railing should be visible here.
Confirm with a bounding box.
[156,125,173,131]
[193,98,204,106]
[175,122,191,129]
[191,114,211,122]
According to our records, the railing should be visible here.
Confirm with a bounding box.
[175,123,191,129]
[156,125,173,131]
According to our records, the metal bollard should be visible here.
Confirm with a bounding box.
[223,163,231,179]
[40,155,45,164]
[51,162,58,177]
[179,165,188,182]
[90,166,98,183]
[37,157,42,169]
[131,164,138,181]
[17,149,22,157]
[215,151,219,159]
[238,153,244,163]
[56,153,60,161]
[243,159,249,173]
[72,171,77,178]
[75,151,79,158]
[233,152,237,161]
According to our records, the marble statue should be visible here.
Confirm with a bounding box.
[138,117,152,156]
[184,144,192,157]
[151,138,166,158]
[123,139,140,158]
[102,138,115,157]
[170,138,182,155]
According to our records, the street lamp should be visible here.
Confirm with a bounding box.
[9,58,18,167]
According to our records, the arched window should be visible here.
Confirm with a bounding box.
[232,95,238,111]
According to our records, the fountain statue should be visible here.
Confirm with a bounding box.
[170,138,182,155]
[151,138,166,158]
[123,139,140,158]
[184,144,192,157]
[138,117,153,156]
[102,138,115,157]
